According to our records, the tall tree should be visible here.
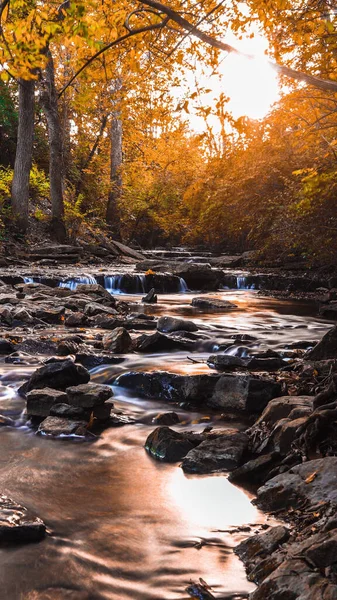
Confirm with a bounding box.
[11,79,35,234]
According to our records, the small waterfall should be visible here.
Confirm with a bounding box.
[23,277,35,284]
[59,275,97,291]
[104,274,146,294]
[178,277,188,292]
[136,275,146,294]
[104,275,124,294]
[236,276,255,290]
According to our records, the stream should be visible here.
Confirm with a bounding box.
[0,286,333,600]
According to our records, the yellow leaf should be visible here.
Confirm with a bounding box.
[305,472,317,484]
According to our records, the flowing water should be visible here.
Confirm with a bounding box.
[0,287,333,600]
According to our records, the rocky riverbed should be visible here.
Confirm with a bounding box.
[0,251,337,598]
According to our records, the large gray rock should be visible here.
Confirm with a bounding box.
[181,430,248,473]
[0,495,46,544]
[0,338,15,354]
[26,387,68,418]
[66,382,113,408]
[157,316,198,333]
[256,457,337,512]
[235,525,290,564]
[135,331,192,353]
[116,371,282,414]
[102,327,132,353]
[19,359,90,396]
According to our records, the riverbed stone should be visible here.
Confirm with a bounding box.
[207,354,247,370]
[66,382,113,408]
[65,312,88,327]
[256,457,337,512]
[235,525,290,564]
[102,327,132,353]
[83,302,118,317]
[157,316,198,333]
[191,297,237,310]
[145,426,200,462]
[18,359,90,396]
[116,371,282,413]
[26,387,68,418]
[75,283,113,302]
[255,396,314,428]
[50,403,90,420]
[181,429,249,473]
[0,495,46,544]
[306,325,337,360]
[37,416,88,436]
[229,452,281,486]
[135,331,192,352]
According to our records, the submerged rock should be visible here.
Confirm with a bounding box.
[135,331,192,352]
[0,338,15,354]
[207,354,247,370]
[181,429,248,473]
[142,288,157,303]
[0,495,46,544]
[191,297,237,310]
[157,316,198,333]
[145,426,200,462]
[18,359,90,396]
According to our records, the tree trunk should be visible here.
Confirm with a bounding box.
[11,79,35,234]
[40,53,67,243]
[106,112,122,239]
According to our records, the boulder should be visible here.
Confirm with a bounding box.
[191,297,237,310]
[66,382,113,408]
[83,303,118,317]
[0,495,46,544]
[19,359,90,396]
[33,306,65,324]
[102,327,132,353]
[306,325,337,360]
[26,388,68,418]
[256,457,337,512]
[181,430,248,473]
[145,426,201,462]
[38,416,88,436]
[116,371,282,413]
[157,316,198,333]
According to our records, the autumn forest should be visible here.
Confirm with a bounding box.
[1,0,337,264]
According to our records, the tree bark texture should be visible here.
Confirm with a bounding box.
[11,79,35,234]
[106,112,122,239]
[40,53,67,243]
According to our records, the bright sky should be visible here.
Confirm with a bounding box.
[180,28,280,132]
